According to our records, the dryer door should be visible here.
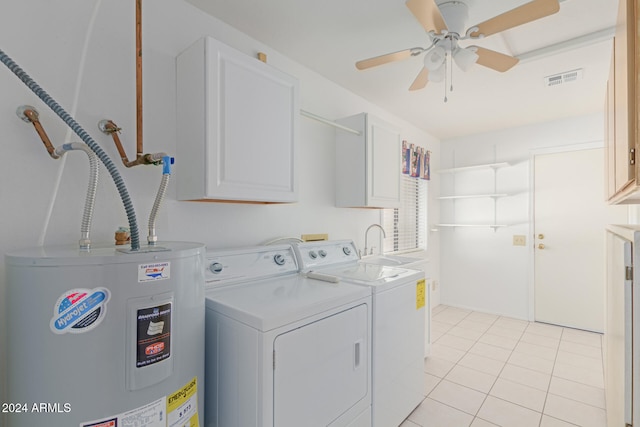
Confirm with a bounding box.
[273,303,369,426]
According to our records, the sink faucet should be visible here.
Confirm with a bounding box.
[364,224,386,256]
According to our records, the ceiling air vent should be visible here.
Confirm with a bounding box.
[544,69,583,87]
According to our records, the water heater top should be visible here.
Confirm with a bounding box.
[5,241,205,266]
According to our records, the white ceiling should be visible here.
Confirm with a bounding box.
[185,0,618,140]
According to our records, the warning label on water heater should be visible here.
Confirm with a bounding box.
[136,303,172,368]
[80,396,165,427]
[138,261,170,283]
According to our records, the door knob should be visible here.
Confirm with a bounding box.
[538,234,545,239]
[538,243,545,250]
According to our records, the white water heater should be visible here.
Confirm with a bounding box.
[5,242,205,427]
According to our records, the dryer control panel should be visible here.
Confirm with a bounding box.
[293,240,360,271]
[204,244,298,288]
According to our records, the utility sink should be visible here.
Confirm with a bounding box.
[360,254,421,267]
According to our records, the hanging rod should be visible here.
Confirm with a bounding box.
[300,109,361,135]
[516,26,615,64]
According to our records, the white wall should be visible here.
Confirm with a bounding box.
[0,0,440,412]
[439,113,605,319]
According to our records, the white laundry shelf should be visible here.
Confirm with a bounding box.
[436,223,509,229]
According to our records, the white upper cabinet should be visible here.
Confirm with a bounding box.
[176,37,299,203]
[335,113,401,208]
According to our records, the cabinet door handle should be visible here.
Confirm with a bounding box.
[538,243,545,250]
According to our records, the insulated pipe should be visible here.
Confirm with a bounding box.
[0,48,141,251]
[53,143,99,250]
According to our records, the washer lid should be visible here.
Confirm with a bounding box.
[316,264,424,292]
[205,274,370,331]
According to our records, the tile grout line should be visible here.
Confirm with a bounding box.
[430,306,486,426]
[425,307,606,427]
[470,313,529,426]
[437,308,555,425]
[537,325,563,427]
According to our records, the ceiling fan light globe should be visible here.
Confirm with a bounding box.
[453,47,479,71]
[424,46,446,71]
[428,64,445,82]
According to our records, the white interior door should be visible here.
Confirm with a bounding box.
[534,148,627,332]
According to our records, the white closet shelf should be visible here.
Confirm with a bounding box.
[438,193,509,200]
[437,162,511,174]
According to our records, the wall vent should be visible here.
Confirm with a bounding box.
[544,69,583,87]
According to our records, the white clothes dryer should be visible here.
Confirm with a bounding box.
[294,240,426,427]
[203,244,372,427]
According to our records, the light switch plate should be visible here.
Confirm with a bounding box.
[513,235,526,246]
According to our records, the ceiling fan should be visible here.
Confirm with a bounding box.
[356,0,560,95]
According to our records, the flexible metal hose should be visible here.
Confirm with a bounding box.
[148,173,169,246]
[0,48,140,250]
[54,143,98,250]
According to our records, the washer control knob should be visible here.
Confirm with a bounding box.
[309,251,318,259]
[274,254,286,266]
[318,250,327,258]
[343,246,352,256]
[209,262,223,274]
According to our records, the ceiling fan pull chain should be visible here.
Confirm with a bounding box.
[443,52,448,103]
[450,38,454,93]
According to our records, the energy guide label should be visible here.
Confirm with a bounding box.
[416,279,426,310]
[136,303,172,368]
[167,377,199,427]
[79,377,199,427]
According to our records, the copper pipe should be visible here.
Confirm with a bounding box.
[101,120,149,167]
[100,0,145,168]
[136,0,143,158]
[23,109,60,159]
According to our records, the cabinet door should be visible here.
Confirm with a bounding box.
[177,37,298,203]
[367,116,401,207]
[335,113,401,208]
[606,57,616,199]
[613,0,636,194]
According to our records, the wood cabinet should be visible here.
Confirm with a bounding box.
[176,37,299,203]
[605,0,639,204]
[335,113,401,208]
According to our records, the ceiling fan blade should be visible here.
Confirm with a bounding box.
[409,67,429,91]
[469,0,560,38]
[356,49,414,70]
[472,46,519,72]
[405,0,448,35]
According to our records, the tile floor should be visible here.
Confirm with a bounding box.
[401,305,606,427]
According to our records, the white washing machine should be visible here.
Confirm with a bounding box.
[294,240,426,427]
[203,244,372,427]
